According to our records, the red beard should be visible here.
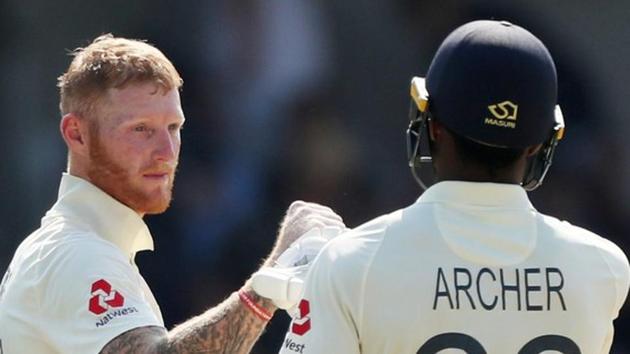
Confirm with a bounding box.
[86,125,176,215]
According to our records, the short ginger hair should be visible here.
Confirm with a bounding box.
[57,34,183,119]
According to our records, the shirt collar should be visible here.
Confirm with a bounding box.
[417,181,535,210]
[47,173,154,258]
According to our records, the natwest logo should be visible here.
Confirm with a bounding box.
[291,299,311,335]
[89,279,125,315]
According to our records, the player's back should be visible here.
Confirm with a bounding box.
[360,194,627,353]
[281,182,630,354]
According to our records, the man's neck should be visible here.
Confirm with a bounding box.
[435,168,522,185]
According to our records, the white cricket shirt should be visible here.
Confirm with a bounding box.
[0,174,164,354]
[279,181,630,354]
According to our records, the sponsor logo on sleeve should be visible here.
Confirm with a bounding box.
[88,279,139,327]
[291,299,311,335]
[283,338,306,353]
[89,279,124,315]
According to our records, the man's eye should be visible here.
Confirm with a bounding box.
[134,125,147,132]
[169,123,183,132]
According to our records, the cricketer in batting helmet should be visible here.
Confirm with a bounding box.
[407,20,565,190]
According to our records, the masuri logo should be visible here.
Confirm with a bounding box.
[485,100,518,128]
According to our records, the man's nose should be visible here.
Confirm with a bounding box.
[153,129,178,162]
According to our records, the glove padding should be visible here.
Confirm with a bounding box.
[252,226,344,311]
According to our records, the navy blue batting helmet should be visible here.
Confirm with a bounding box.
[407,20,565,190]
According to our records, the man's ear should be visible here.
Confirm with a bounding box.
[428,118,443,142]
[60,113,90,157]
[526,144,543,157]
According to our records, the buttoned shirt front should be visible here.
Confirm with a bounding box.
[0,174,164,354]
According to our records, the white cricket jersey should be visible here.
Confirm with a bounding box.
[279,181,630,354]
[0,174,164,354]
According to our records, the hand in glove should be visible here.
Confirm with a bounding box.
[253,202,346,312]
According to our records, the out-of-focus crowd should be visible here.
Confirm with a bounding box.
[1,1,629,352]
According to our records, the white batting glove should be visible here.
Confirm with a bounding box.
[252,226,344,311]
[267,201,345,263]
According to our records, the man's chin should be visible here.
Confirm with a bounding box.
[138,195,172,215]
[143,203,170,215]
[127,189,172,216]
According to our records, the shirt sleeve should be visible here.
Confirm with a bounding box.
[597,236,630,319]
[278,234,370,354]
[612,247,630,317]
[39,236,164,354]
[593,235,630,353]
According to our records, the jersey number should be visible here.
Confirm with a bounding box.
[417,332,580,354]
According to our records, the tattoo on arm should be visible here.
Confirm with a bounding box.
[165,289,273,353]
[100,285,276,354]
[100,326,167,354]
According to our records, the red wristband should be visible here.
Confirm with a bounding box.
[238,289,273,321]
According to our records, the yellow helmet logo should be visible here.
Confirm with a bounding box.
[488,101,518,120]
[485,101,518,129]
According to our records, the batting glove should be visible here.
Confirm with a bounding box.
[252,226,344,312]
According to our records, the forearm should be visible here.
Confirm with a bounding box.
[160,202,343,352]
[163,282,276,353]
[101,281,277,354]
